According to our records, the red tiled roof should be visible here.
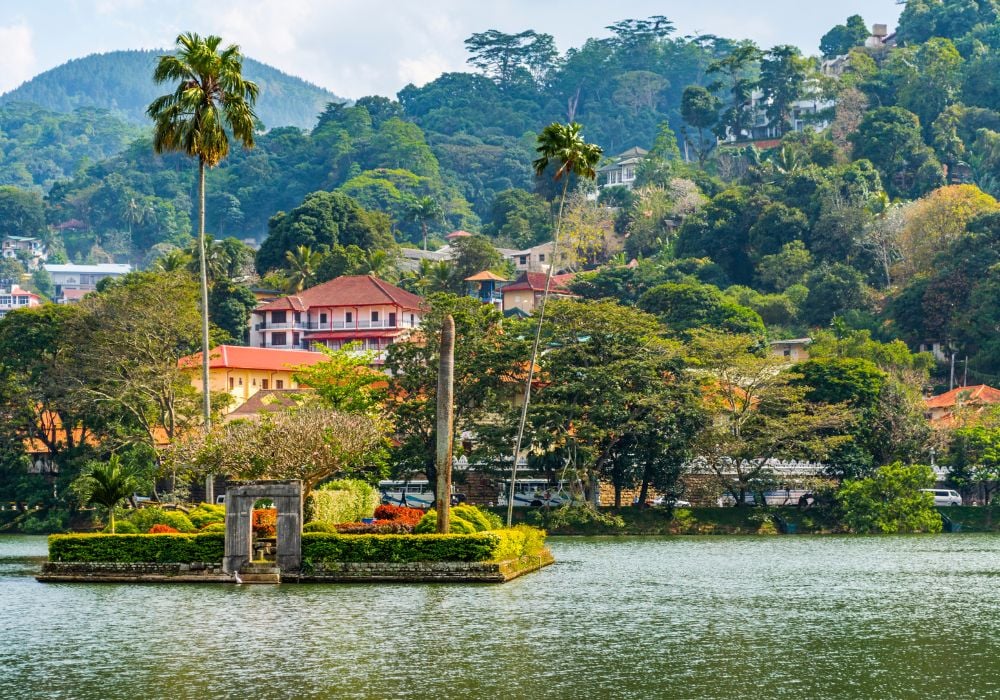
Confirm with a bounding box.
[178,345,327,372]
[446,230,474,239]
[502,271,573,294]
[255,275,424,312]
[925,385,1000,409]
[61,289,91,302]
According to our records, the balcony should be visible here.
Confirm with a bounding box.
[255,318,419,332]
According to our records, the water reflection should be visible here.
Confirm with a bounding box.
[2,534,999,699]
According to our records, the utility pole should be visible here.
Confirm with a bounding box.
[435,315,455,534]
[964,356,969,387]
[950,352,956,391]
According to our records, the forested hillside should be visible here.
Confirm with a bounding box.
[0,50,343,130]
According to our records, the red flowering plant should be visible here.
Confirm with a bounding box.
[335,521,414,534]
[252,509,277,538]
[373,505,425,525]
[148,523,180,534]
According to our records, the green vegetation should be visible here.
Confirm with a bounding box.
[70,456,140,534]
[301,527,545,564]
[305,479,380,524]
[836,463,943,534]
[48,533,225,563]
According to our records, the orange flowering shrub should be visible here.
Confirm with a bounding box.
[374,505,425,525]
[148,523,180,534]
[252,508,277,538]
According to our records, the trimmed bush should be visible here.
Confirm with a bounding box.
[414,505,497,534]
[373,504,425,525]
[303,521,336,533]
[307,479,380,524]
[105,521,139,534]
[48,533,225,563]
[301,526,547,563]
[188,503,225,529]
[126,507,197,533]
[335,521,414,534]
[200,522,225,534]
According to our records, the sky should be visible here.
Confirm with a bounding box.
[1,1,904,99]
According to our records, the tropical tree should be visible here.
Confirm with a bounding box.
[284,245,324,293]
[406,195,443,251]
[72,455,141,533]
[146,32,260,450]
[507,122,601,524]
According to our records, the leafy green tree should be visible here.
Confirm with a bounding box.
[0,186,46,239]
[675,187,764,285]
[849,107,945,199]
[208,281,257,344]
[148,32,259,436]
[292,344,386,415]
[484,189,553,248]
[448,235,504,291]
[638,282,765,339]
[72,455,141,533]
[759,45,809,136]
[284,245,324,293]
[464,29,557,88]
[836,463,942,534]
[820,15,870,58]
[680,86,721,166]
[707,41,763,142]
[948,425,1000,512]
[256,191,393,274]
[801,263,872,327]
[756,240,813,291]
[406,195,443,251]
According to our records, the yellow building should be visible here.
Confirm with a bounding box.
[178,345,326,413]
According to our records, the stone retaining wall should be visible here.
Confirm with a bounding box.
[35,551,555,584]
[37,561,229,583]
[289,550,554,583]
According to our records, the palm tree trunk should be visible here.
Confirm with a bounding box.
[110,507,116,535]
[422,222,428,252]
[198,157,214,505]
[506,174,572,527]
[435,315,455,533]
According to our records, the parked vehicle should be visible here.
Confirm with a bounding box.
[652,496,691,507]
[921,489,962,506]
[717,489,813,507]
[379,480,434,509]
[498,479,572,507]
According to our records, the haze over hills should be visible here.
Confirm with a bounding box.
[0,50,346,130]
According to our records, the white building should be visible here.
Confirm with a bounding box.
[597,147,648,191]
[44,263,131,303]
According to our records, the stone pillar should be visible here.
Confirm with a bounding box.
[223,494,253,574]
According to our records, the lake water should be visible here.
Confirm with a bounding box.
[3,534,1000,699]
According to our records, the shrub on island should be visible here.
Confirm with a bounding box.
[48,533,225,563]
[126,507,197,533]
[301,525,546,564]
[306,479,380,524]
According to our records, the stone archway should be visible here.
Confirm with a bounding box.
[223,480,302,574]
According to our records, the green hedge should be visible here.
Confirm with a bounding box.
[302,526,546,564]
[306,479,379,524]
[48,533,225,563]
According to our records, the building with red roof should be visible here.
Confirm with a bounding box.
[925,384,1000,425]
[178,345,328,412]
[0,284,42,319]
[501,271,576,315]
[250,275,425,363]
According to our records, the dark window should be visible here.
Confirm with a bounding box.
[519,256,527,265]
[294,311,301,323]
[320,312,327,324]
[229,377,234,390]
[346,311,353,323]
[275,379,284,389]
[388,312,396,327]
[272,332,287,346]
[371,311,380,322]
[539,254,545,262]
[410,314,415,325]
[261,379,269,390]
[272,310,286,324]
[292,332,300,346]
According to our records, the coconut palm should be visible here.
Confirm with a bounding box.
[285,245,324,292]
[147,32,259,446]
[406,196,443,251]
[151,248,193,273]
[73,455,141,534]
[358,249,399,282]
[507,122,602,526]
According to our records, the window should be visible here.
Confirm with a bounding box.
[229,377,235,390]
[346,311,353,323]
[371,310,379,322]
[410,314,415,325]
[272,310,286,324]
[272,332,287,346]
[783,350,791,357]
[388,312,396,327]
[294,311,301,323]
[238,378,243,386]
[252,378,256,386]
[519,255,527,265]
[538,254,545,262]
[275,379,284,389]
[292,332,300,346]
[261,379,269,390]
[320,312,327,324]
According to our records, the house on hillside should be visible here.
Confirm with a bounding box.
[465,270,507,310]
[250,274,425,363]
[770,338,811,363]
[44,263,131,303]
[0,284,42,318]
[2,236,46,268]
[502,271,576,315]
[505,241,556,274]
[178,345,327,413]
[598,147,647,191]
[925,385,1000,425]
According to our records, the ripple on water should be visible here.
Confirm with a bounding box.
[3,533,1000,699]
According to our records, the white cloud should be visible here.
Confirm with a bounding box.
[397,53,454,88]
[0,23,36,93]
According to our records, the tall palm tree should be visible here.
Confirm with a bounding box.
[148,32,258,503]
[359,249,399,281]
[73,455,141,534]
[407,196,443,251]
[284,245,324,292]
[147,37,256,411]
[506,122,602,526]
[152,248,193,273]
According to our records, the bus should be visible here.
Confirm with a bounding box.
[378,480,467,509]
[498,479,572,508]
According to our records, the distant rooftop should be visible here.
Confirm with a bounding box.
[44,263,132,274]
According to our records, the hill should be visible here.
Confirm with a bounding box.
[0,49,344,130]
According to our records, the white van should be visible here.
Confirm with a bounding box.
[921,489,962,506]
